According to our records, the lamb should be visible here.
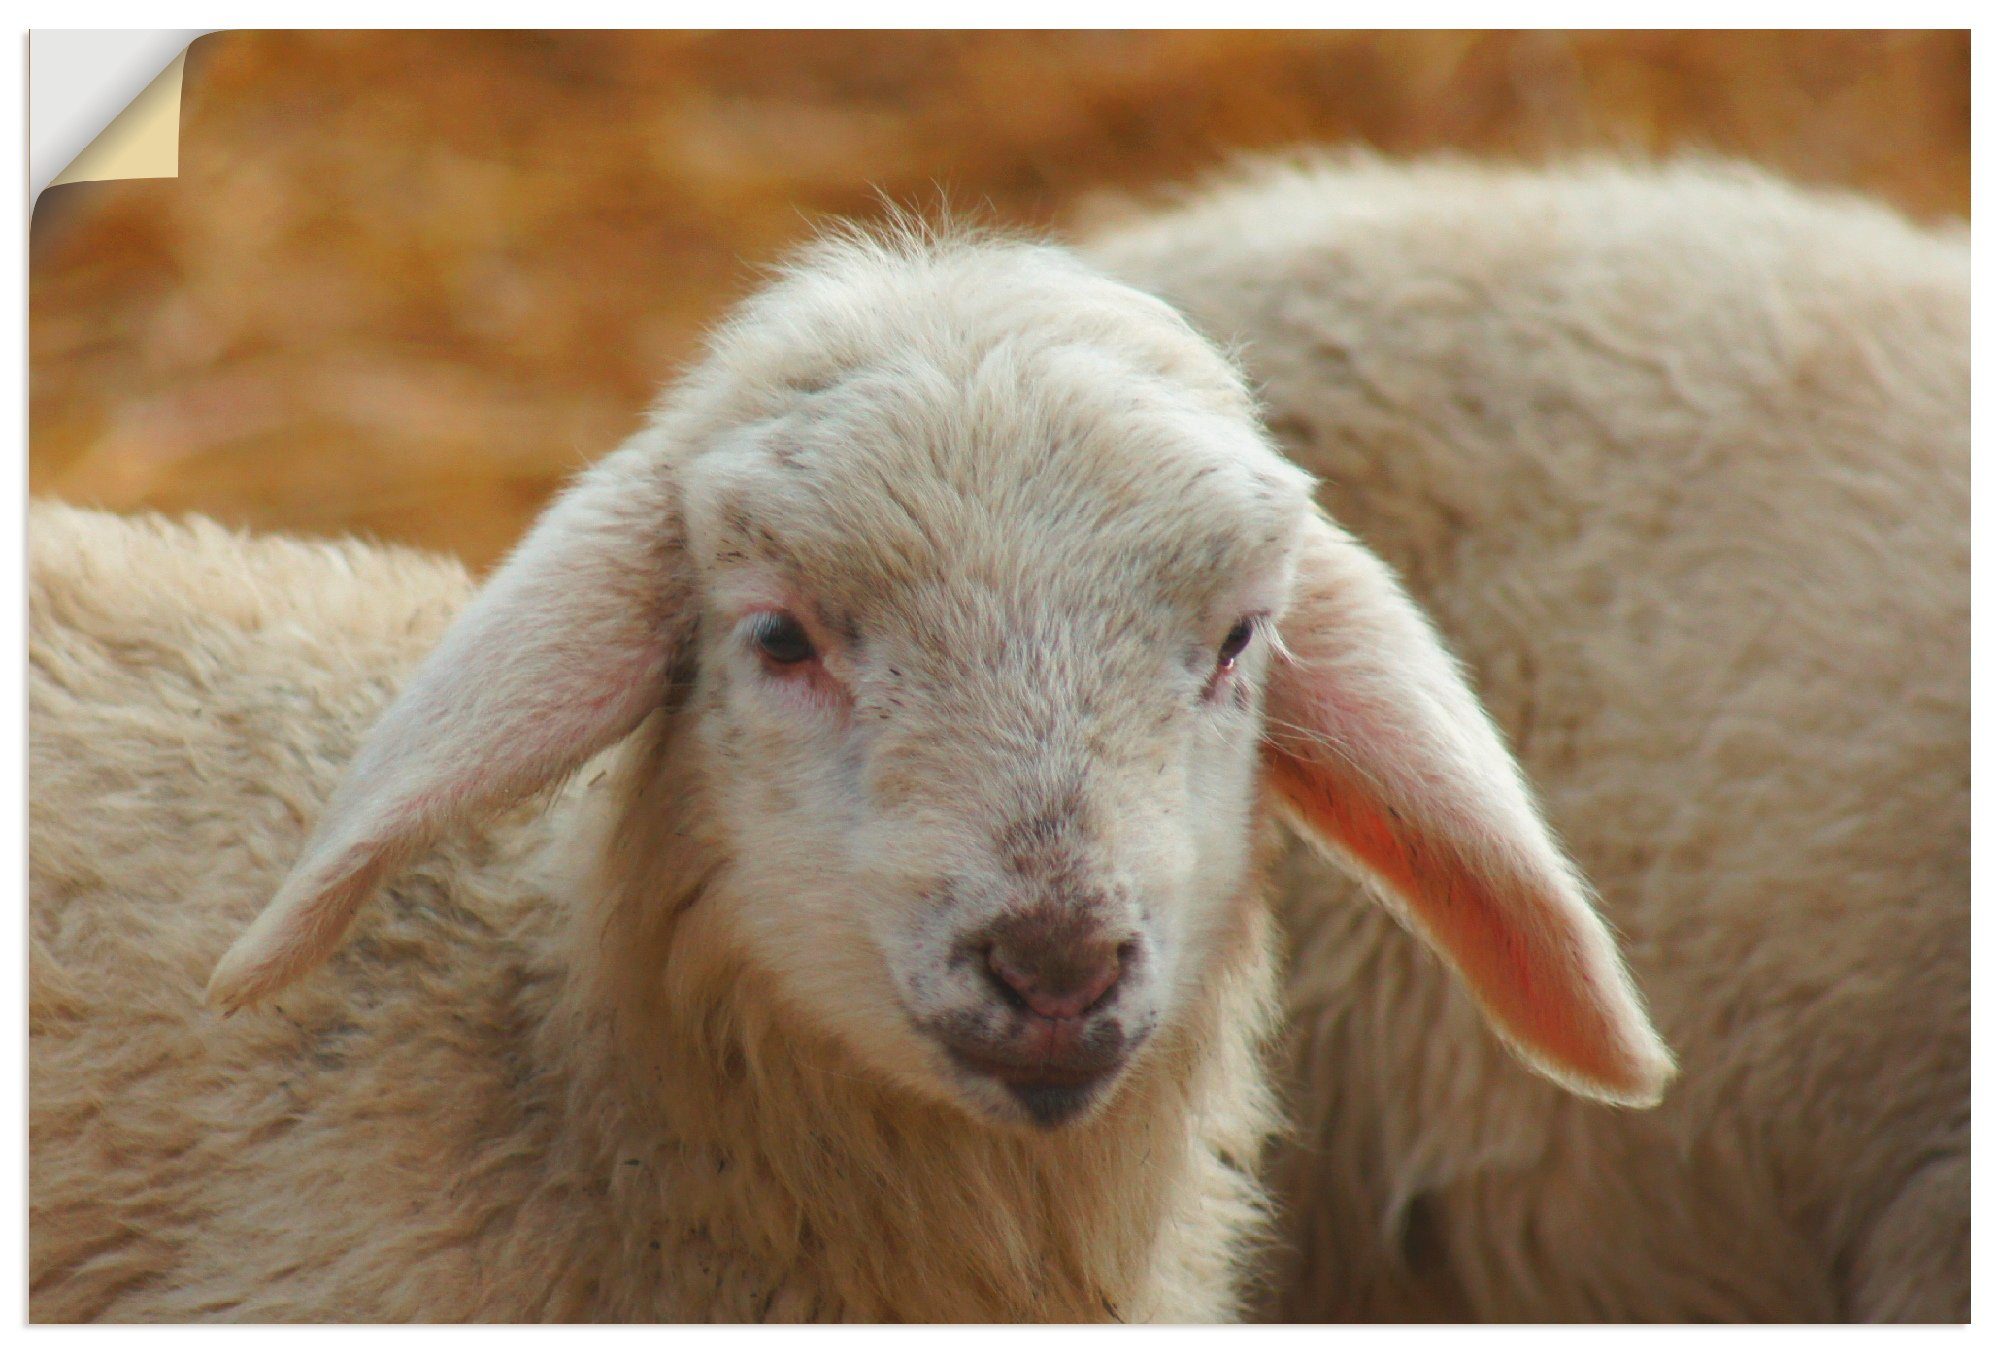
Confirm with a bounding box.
[28,223,1670,1321]
[1082,157,1969,1321]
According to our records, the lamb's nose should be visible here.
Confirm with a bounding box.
[985,932,1125,1020]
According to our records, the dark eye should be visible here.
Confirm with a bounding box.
[751,612,817,666]
[1217,617,1256,669]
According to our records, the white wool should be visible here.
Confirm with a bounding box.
[1086,154,1967,1321]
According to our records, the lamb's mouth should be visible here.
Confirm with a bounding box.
[934,1025,1142,1129]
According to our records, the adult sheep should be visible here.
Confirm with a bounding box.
[27,224,1668,1321]
[1085,157,1969,1321]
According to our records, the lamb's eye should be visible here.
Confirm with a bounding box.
[1216,617,1256,670]
[751,613,816,666]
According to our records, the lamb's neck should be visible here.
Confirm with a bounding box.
[531,723,1280,1321]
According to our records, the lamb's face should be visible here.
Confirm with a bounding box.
[673,241,1311,1128]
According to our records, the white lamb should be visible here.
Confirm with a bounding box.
[1085,156,1968,1321]
[28,220,1667,1321]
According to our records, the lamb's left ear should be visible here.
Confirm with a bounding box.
[1263,509,1675,1106]
[207,443,696,1012]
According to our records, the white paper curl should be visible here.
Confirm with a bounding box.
[30,30,209,198]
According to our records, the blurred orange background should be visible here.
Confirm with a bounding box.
[30,30,1971,568]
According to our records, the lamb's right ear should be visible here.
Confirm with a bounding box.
[207,445,695,1012]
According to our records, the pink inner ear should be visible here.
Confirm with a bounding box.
[1265,741,1642,1095]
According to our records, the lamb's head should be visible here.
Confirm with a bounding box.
[652,239,1313,1127]
[210,227,1674,1130]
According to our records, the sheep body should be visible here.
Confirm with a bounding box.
[29,502,1277,1321]
[1085,157,1969,1321]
